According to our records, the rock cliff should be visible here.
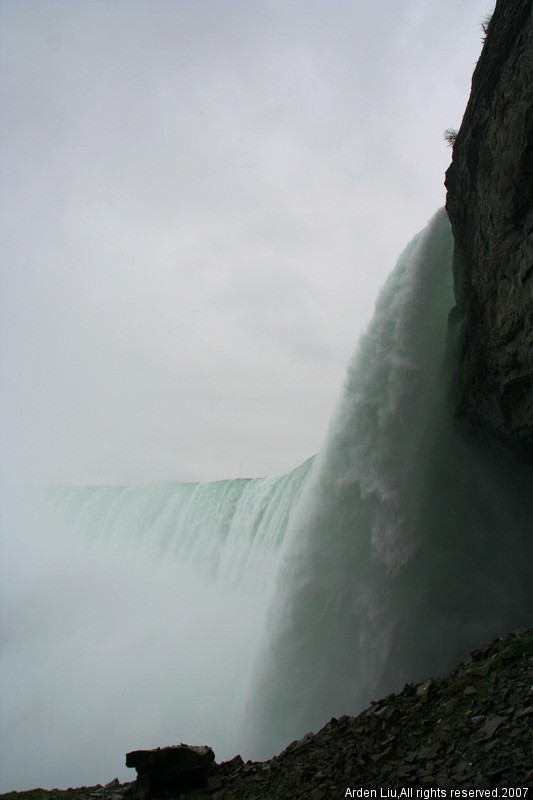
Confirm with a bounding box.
[445,0,533,455]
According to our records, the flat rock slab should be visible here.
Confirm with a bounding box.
[126,744,214,798]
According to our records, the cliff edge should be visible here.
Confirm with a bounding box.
[445,0,533,454]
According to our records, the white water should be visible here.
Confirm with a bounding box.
[2,209,533,791]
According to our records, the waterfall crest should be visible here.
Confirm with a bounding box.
[37,455,314,592]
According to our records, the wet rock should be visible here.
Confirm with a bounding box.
[416,679,435,702]
[125,744,215,799]
[482,715,505,738]
[466,663,491,678]
[445,0,533,454]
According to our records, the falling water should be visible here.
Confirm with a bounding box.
[244,208,533,756]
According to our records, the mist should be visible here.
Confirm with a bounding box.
[0,486,270,789]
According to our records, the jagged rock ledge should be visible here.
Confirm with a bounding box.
[2,628,532,800]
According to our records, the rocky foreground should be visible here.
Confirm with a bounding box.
[2,628,532,800]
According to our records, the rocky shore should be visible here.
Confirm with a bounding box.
[2,627,532,800]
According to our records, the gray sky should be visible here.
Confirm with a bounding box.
[1,0,491,486]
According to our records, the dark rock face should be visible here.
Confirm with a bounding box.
[125,745,214,799]
[445,0,533,454]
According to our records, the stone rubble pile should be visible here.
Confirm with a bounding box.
[175,627,532,798]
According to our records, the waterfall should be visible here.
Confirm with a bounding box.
[244,208,533,756]
[2,209,532,792]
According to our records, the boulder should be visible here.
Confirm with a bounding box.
[125,744,215,799]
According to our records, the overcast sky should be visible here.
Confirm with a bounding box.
[1,0,491,486]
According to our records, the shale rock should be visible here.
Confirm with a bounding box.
[445,0,533,455]
[125,745,214,799]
